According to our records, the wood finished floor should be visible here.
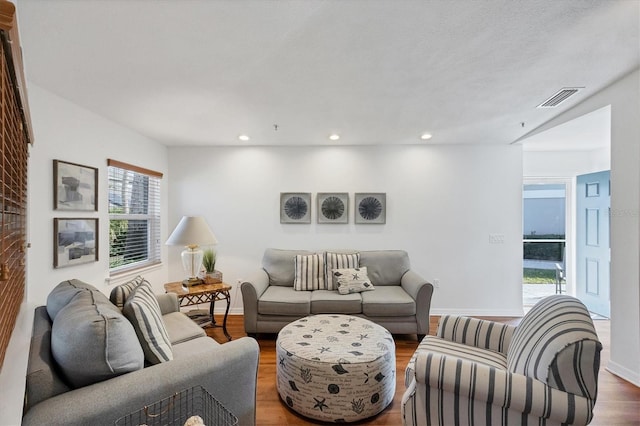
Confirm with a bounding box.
[203,314,640,426]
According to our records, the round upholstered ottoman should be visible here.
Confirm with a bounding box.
[276,314,396,422]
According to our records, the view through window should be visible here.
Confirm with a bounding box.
[523,183,567,304]
[108,160,162,274]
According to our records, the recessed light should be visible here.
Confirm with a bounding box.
[329,134,340,141]
[238,134,250,141]
[420,133,433,140]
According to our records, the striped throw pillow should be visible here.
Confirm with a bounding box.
[109,275,148,309]
[122,282,173,364]
[294,254,325,291]
[325,252,360,291]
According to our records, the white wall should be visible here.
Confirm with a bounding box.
[167,144,524,317]
[523,148,610,178]
[0,83,170,425]
[522,69,640,386]
[26,83,170,301]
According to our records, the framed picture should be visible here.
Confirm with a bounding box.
[280,192,311,224]
[355,193,386,224]
[317,192,349,224]
[54,218,99,268]
[54,159,98,211]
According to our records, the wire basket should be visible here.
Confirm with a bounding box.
[116,386,238,426]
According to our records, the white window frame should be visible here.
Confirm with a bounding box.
[108,159,162,275]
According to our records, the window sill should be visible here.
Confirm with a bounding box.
[107,262,163,286]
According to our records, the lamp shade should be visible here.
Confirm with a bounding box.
[166,216,218,247]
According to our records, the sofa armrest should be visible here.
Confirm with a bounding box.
[240,270,269,334]
[156,292,179,315]
[22,337,260,426]
[401,270,433,336]
[436,315,516,354]
[412,351,594,425]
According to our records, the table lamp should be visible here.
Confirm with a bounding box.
[166,216,218,286]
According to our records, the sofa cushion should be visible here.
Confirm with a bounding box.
[51,290,144,388]
[325,252,360,290]
[294,253,325,291]
[109,275,147,309]
[46,279,102,320]
[405,335,507,387]
[359,250,410,286]
[507,295,602,399]
[334,267,375,295]
[123,282,174,364]
[310,290,362,314]
[163,311,206,344]
[258,286,311,315]
[263,248,314,286]
[361,286,416,316]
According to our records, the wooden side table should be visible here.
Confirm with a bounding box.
[164,281,233,341]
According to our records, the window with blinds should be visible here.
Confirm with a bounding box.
[108,160,162,274]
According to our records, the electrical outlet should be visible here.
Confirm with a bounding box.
[489,233,505,244]
[433,278,440,288]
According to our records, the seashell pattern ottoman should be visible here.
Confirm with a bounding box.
[276,314,396,422]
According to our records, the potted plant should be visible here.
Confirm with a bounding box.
[202,248,222,283]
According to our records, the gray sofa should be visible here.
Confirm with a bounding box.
[23,279,260,426]
[241,249,433,338]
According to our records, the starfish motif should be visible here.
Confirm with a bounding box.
[279,356,286,367]
[313,397,328,411]
[312,328,322,333]
[319,346,331,353]
[351,273,360,280]
[358,333,369,340]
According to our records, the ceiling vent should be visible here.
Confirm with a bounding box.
[537,87,584,108]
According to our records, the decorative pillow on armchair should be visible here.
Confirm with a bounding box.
[294,254,325,291]
[333,267,375,295]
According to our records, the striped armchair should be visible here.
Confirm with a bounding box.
[402,295,602,426]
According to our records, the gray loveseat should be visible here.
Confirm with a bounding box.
[23,279,260,426]
[241,249,433,338]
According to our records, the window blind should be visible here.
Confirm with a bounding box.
[107,159,162,274]
[0,3,32,371]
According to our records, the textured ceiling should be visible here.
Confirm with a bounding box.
[16,0,640,147]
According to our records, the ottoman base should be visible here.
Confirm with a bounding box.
[276,315,396,423]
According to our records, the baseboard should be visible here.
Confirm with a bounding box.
[218,308,526,317]
[431,307,525,317]
[606,361,640,387]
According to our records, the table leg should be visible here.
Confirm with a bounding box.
[209,297,217,326]
[222,291,232,341]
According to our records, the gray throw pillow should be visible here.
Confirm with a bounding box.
[46,279,102,320]
[51,290,144,388]
[123,282,173,364]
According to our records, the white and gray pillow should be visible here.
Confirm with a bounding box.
[109,275,148,309]
[123,282,173,364]
[294,253,325,291]
[325,252,360,290]
[333,267,375,295]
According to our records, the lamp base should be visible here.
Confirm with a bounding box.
[182,277,203,287]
